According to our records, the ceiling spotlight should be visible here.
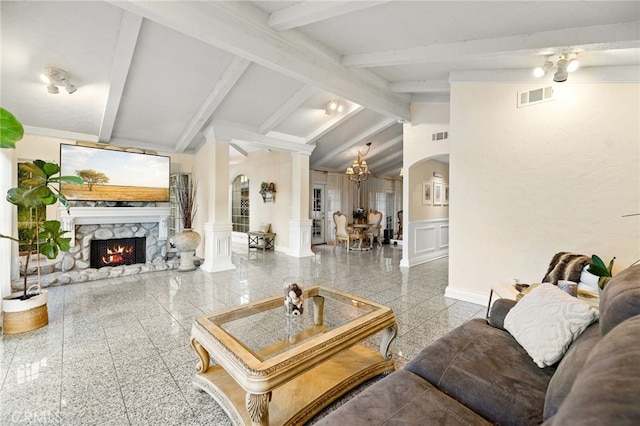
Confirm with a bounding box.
[566,58,580,73]
[533,56,553,78]
[553,58,569,83]
[42,67,78,94]
[62,79,77,94]
[47,83,59,94]
[325,98,343,115]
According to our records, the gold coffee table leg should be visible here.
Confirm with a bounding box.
[312,295,325,326]
[246,392,271,426]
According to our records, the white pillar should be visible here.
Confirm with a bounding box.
[1,149,18,317]
[200,128,235,273]
[288,152,314,257]
[400,153,410,268]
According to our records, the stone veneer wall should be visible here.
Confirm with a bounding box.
[68,222,166,270]
[12,201,176,290]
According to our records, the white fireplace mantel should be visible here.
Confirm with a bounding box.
[59,207,171,247]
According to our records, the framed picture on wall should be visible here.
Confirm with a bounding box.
[422,181,432,205]
[433,182,443,206]
[444,184,449,206]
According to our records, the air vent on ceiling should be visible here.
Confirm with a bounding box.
[517,86,554,108]
[431,131,449,141]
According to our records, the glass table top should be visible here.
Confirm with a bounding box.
[199,286,384,362]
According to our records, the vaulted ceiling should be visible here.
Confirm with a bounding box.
[2,1,638,178]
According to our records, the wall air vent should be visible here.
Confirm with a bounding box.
[517,87,554,108]
[431,131,449,141]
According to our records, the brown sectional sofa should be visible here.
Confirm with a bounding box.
[317,265,640,425]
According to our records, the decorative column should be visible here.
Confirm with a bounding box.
[288,152,314,258]
[0,149,17,307]
[200,127,235,272]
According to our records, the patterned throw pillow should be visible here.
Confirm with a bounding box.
[504,283,598,368]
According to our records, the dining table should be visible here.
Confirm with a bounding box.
[349,223,372,251]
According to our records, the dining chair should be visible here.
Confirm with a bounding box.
[364,210,383,247]
[333,211,360,252]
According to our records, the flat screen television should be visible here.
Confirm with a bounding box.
[60,144,171,202]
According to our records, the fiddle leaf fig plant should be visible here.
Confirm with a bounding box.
[587,254,616,290]
[0,107,24,149]
[0,160,83,300]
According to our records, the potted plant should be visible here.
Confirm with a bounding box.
[1,110,83,333]
[173,178,200,271]
[352,208,366,224]
[587,254,616,294]
[259,182,276,203]
[0,108,24,149]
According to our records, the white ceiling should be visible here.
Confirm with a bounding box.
[2,1,638,178]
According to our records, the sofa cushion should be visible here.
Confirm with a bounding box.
[504,283,598,367]
[542,315,640,426]
[405,318,555,426]
[599,264,640,336]
[314,369,492,426]
[543,322,600,420]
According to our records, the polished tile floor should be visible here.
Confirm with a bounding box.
[0,243,484,425]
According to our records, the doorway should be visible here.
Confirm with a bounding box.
[311,184,325,245]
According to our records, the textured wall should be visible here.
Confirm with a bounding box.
[447,82,640,303]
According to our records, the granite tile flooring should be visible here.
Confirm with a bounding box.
[0,243,484,425]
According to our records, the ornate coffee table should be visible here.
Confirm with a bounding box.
[190,286,397,425]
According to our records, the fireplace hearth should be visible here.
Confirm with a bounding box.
[90,237,146,269]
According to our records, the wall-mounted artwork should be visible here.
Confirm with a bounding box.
[433,182,443,206]
[60,144,170,202]
[422,181,432,205]
[444,184,450,206]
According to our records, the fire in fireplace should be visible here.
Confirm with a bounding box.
[90,237,146,269]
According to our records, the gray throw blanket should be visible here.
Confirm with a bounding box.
[542,252,591,284]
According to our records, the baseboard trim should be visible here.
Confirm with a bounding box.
[444,286,489,307]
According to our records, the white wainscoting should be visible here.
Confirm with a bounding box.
[406,219,449,267]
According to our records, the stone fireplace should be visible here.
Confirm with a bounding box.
[11,206,176,289]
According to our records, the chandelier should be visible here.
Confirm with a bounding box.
[346,142,372,188]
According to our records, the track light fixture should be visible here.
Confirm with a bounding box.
[534,54,579,83]
[41,67,77,94]
[325,98,344,115]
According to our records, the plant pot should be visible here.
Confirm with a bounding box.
[173,229,201,271]
[2,289,48,334]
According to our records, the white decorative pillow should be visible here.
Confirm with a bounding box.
[504,283,598,368]
[258,223,270,233]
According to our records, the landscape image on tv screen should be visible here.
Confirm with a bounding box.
[60,144,170,202]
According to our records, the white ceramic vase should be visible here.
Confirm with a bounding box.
[173,229,201,271]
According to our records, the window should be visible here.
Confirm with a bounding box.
[232,175,249,233]
[17,162,46,253]
[169,173,190,245]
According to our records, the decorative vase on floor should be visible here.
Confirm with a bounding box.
[173,228,201,271]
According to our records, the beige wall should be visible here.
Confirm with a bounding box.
[447,82,640,303]
[403,102,450,170]
[229,149,293,249]
[408,159,449,221]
